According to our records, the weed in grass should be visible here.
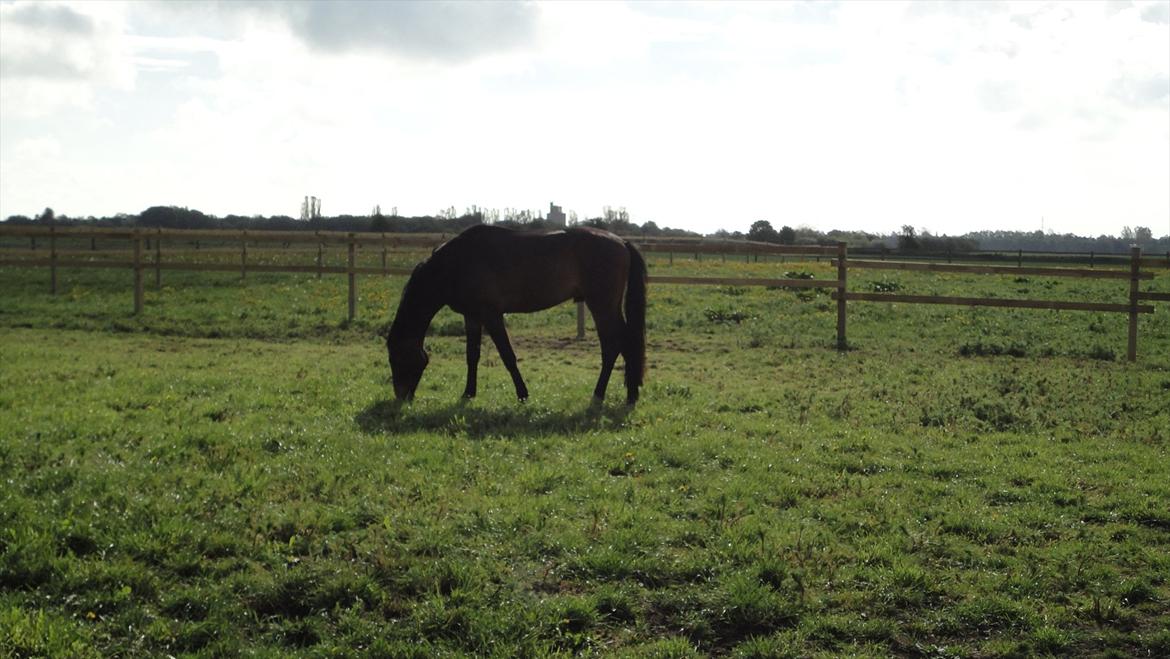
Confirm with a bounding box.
[704,307,755,324]
[868,279,902,292]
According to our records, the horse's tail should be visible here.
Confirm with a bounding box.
[623,241,647,402]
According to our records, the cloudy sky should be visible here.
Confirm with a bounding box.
[1,0,1167,237]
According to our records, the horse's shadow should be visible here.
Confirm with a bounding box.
[355,398,632,439]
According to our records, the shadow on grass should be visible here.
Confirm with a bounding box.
[355,399,632,439]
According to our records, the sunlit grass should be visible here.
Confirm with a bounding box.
[1,259,1168,656]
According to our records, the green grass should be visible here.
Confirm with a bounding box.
[1,257,1168,657]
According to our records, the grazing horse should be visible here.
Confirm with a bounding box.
[387,225,647,405]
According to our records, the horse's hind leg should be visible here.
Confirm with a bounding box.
[484,314,529,401]
[462,315,482,399]
[589,310,624,403]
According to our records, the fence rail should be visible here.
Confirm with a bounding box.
[838,259,1154,280]
[1,226,1162,362]
[0,225,448,246]
[834,292,1152,314]
[849,246,1170,269]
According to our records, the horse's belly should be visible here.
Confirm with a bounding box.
[501,288,575,313]
[450,274,577,315]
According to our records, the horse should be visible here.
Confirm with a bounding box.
[386,224,647,405]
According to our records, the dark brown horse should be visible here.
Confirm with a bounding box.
[387,225,647,404]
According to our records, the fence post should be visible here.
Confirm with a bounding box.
[1089,251,1094,269]
[381,232,387,273]
[240,231,247,280]
[1017,249,1022,268]
[347,234,356,322]
[836,242,847,351]
[154,228,162,288]
[49,225,57,295]
[1127,246,1141,362]
[133,230,144,315]
[576,300,586,340]
[316,236,323,280]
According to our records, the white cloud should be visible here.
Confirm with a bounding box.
[0,1,135,117]
[1140,1,1170,24]
[0,0,1166,236]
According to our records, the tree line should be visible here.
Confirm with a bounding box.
[2,205,701,239]
[736,220,1168,255]
[3,206,1166,254]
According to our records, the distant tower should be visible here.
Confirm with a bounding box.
[548,202,566,228]
[301,196,322,220]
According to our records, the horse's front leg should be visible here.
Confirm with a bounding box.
[463,315,482,399]
[484,314,528,401]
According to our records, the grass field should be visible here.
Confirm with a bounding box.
[2,255,1168,657]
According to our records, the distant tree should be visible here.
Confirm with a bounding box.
[610,219,636,235]
[748,220,780,243]
[897,225,919,250]
[1134,226,1153,245]
[640,221,662,236]
[139,206,214,229]
[38,207,55,223]
[779,225,796,245]
[370,215,391,232]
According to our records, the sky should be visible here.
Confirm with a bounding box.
[1,0,1167,238]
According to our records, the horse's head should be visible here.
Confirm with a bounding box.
[386,259,443,401]
[387,334,428,401]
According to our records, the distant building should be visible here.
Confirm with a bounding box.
[547,202,566,228]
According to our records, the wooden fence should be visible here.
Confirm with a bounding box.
[1,226,1162,361]
[831,252,1159,361]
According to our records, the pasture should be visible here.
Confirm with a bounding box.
[2,255,1168,657]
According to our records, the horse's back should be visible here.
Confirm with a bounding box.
[438,225,629,314]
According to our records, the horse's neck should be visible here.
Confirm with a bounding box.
[402,299,442,338]
[395,272,446,339]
